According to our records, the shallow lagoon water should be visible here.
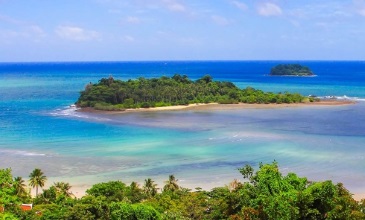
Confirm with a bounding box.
[1,61,365,194]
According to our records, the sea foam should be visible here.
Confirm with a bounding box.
[49,105,112,122]
[0,149,46,157]
[321,95,365,102]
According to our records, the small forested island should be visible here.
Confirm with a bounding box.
[77,74,315,111]
[270,64,314,76]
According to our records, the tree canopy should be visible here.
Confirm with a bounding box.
[1,163,365,219]
[76,74,308,110]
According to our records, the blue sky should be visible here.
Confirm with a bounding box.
[1,0,365,61]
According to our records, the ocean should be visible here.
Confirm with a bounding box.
[1,61,365,195]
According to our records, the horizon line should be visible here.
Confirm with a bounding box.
[1,59,365,64]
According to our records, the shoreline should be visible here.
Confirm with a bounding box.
[29,98,361,200]
[77,99,356,114]
[68,98,361,200]
[33,177,365,201]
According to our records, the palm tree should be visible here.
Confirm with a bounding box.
[13,176,27,196]
[163,175,179,192]
[143,178,158,197]
[130,181,140,191]
[53,182,73,197]
[29,168,47,196]
[129,181,144,203]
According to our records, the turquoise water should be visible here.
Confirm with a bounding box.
[1,61,365,194]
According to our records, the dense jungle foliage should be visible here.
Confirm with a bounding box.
[270,64,314,76]
[1,162,365,220]
[76,75,310,111]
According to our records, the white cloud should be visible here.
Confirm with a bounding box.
[358,9,365,16]
[0,14,26,25]
[315,22,329,29]
[257,2,282,17]
[231,1,248,11]
[123,35,135,42]
[0,25,46,43]
[211,15,231,26]
[289,20,300,28]
[55,26,100,41]
[288,2,351,20]
[126,16,141,24]
[27,25,46,37]
[162,0,186,12]
[0,29,20,39]
[179,37,199,44]
[108,9,122,14]
[354,0,365,16]
[0,14,46,40]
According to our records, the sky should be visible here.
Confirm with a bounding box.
[1,0,365,61]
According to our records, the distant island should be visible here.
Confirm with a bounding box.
[270,64,314,76]
[76,74,312,111]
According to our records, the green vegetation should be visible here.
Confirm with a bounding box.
[270,64,314,76]
[1,162,365,219]
[29,168,47,196]
[76,74,308,110]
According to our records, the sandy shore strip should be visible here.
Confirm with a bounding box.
[78,99,356,114]
[32,180,365,201]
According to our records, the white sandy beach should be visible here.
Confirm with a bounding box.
[79,99,356,114]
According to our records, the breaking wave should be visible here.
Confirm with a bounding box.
[319,95,365,102]
[0,149,46,157]
[49,105,112,122]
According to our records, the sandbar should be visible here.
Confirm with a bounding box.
[78,99,356,114]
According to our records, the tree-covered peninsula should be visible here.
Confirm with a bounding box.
[76,74,310,111]
[270,64,314,76]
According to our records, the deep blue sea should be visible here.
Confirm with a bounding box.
[1,61,365,196]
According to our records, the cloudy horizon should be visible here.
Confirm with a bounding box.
[1,0,365,61]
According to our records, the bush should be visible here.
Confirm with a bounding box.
[218,98,238,104]
[154,102,170,107]
[110,203,161,220]
[94,103,125,111]
[0,212,18,220]
[110,203,135,220]
[309,97,320,102]
[78,101,89,108]
[177,100,189,105]
[140,102,151,108]
[133,204,160,220]
[123,98,135,109]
